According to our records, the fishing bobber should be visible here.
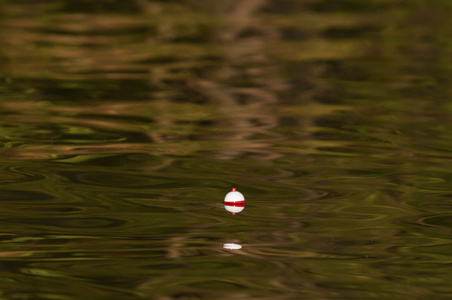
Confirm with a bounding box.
[224,188,245,215]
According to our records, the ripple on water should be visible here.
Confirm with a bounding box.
[56,171,173,188]
[0,166,47,184]
[2,217,125,233]
[0,190,55,202]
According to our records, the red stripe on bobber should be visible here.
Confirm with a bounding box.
[224,201,245,207]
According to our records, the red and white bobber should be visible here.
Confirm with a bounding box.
[224,188,245,215]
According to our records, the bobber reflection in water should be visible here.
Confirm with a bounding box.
[223,243,242,250]
[224,188,245,215]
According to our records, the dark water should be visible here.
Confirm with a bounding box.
[1,0,452,299]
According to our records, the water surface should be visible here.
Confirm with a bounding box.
[1,0,452,299]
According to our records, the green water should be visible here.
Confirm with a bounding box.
[1,0,452,299]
